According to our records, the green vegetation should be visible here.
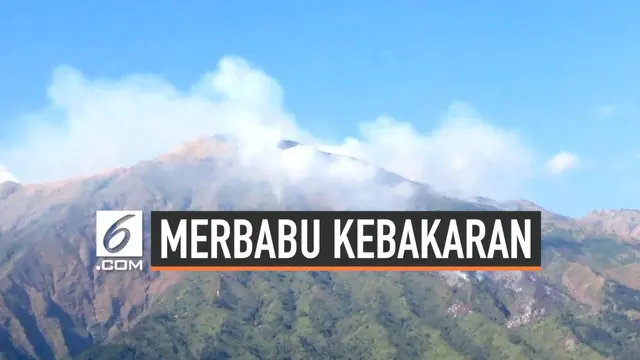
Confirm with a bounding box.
[71,246,640,360]
[73,270,619,360]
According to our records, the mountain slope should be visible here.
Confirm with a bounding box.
[1,136,639,360]
[75,272,608,360]
[580,209,640,242]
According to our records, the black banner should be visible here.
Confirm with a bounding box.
[149,211,542,271]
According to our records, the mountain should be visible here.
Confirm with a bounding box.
[1,136,640,360]
[580,209,640,242]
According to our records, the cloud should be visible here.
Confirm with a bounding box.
[321,104,533,199]
[545,151,579,174]
[0,166,19,184]
[597,104,618,119]
[0,56,535,201]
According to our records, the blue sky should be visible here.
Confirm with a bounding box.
[1,0,639,217]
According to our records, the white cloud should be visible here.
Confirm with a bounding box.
[0,166,19,184]
[0,56,535,201]
[321,103,533,199]
[545,151,579,174]
[597,104,618,119]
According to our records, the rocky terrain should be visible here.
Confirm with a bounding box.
[1,136,639,360]
[580,209,640,242]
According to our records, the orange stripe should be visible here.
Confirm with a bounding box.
[150,266,541,272]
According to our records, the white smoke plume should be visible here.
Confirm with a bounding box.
[0,166,19,184]
[0,56,535,202]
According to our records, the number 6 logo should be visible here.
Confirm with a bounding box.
[103,214,135,254]
[96,211,143,258]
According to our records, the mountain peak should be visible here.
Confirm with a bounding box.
[277,139,302,150]
[157,136,238,162]
[156,136,304,163]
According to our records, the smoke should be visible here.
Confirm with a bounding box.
[0,56,534,203]
[0,166,19,184]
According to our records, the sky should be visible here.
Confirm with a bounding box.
[0,1,639,217]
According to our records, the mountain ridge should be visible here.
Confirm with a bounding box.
[1,135,639,360]
[6,135,632,242]
[1,135,635,223]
